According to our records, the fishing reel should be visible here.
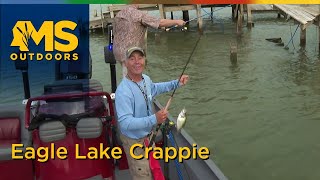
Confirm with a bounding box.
[162,109,187,133]
[160,120,175,131]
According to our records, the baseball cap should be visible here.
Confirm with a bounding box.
[126,47,145,59]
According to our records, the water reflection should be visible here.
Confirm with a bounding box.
[229,63,240,79]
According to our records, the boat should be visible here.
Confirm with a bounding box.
[0,23,227,180]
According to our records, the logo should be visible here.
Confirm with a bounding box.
[10,20,79,61]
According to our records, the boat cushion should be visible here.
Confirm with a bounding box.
[39,121,66,142]
[0,118,21,146]
[76,117,102,139]
[0,105,31,146]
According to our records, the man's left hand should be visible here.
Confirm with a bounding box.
[179,75,189,86]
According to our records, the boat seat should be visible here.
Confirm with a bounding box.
[39,121,66,142]
[0,104,32,159]
[0,104,33,180]
[0,117,20,144]
[76,117,102,139]
[34,117,113,180]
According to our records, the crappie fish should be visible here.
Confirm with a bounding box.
[176,108,187,132]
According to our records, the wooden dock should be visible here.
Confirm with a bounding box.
[89,4,320,53]
[89,4,278,32]
[273,4,320,48]
[89,4,231,33]
[89,18,112,31]
[273,4,320,29]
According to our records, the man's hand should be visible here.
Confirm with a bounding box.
[179,75,189,86]
[176,20,186,26]
[155,109,168,124]
[160,19,186,29]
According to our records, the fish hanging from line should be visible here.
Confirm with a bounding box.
[176,108,187,132]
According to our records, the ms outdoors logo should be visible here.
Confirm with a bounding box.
[10,20,79,61]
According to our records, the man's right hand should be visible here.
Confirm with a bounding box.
[176,20,186,26]
[156,109,168,124]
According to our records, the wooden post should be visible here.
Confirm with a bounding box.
[93,9,98,17]
[246,4,253,29]
[159,4,166,31]
[236,5,243,35]
[300,26,306,47]
[240,4,244,22]
[196,4,203,33]
[170,12,174,19]
[232,5,236,21]
[318,17,320,53]
[241,5,245,22]
[159,4,166,19]
[182,10,189,22]
[230,43,237,65]
[108,5,115,35]
[109,5,115,18]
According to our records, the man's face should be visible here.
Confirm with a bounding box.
[125,51,145,76]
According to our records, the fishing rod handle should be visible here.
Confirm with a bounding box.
[165,97,172,111]
[166,25,178,31]
[148,103,172,147]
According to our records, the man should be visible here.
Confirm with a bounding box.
[115,47,189,180]
[113,4,186,77]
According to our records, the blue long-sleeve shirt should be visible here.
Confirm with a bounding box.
[115,74,180,139]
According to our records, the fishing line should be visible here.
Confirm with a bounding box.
[289,24,296,50]
[202,5,232,20]
[316,26,318,53]
[164,34,201,110]
[201,7,227,32]
[166,5,232,32]
[285,24,300,50]
[165,13,209,32]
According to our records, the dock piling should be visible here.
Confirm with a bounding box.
[246,5,253,29]
[232,5,237,22]
[300,26,306,47]
[182,10,189,22]
[318,17,320,53]
[236,5,244,35]
[230,42,238,65]
[159,4,166,19]
[158,4,166,30]
[196,4,203,33]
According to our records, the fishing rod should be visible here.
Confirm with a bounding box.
[165,5,232,32]
[148,34,202,148]
[164,36,201,111]
[165,11,210,32]
[147,36,203,179]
